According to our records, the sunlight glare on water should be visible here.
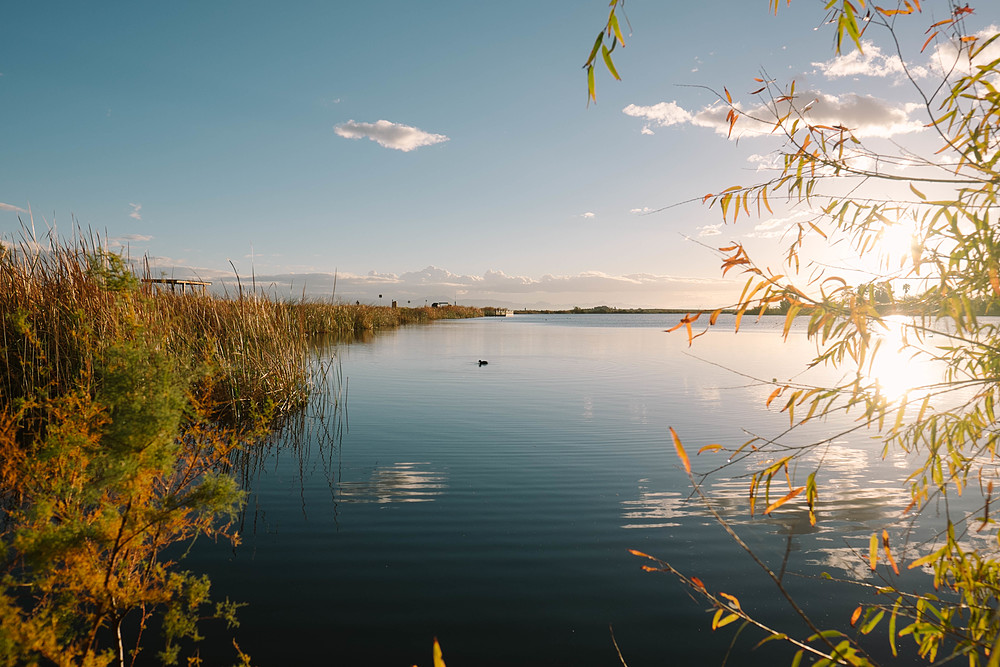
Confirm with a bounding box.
[865,315,947,403]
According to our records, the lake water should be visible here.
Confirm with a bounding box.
[185,313,952,665]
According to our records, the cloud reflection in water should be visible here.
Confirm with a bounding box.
[338,462,447,504]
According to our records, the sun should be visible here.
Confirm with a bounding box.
[874,215,922,269]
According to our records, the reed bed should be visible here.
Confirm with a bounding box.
[1,233,483,424]
[291,301,483,338]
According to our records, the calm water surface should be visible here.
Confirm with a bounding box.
[186,314,947,665]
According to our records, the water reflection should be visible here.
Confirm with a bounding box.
[866,315,943,402]
[338,461,447,503]
[621,439,917,579]
[620,480,684,529]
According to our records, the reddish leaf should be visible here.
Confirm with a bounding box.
[921,30,939,52]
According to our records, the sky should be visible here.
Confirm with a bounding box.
[3,1,999,308]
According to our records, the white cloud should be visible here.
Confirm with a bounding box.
[814,27,1000,85]
[0,202,25,213]
[814,41,930,79]
[630,207,654,215]
[581,211,596,219]
[118,233,153,242]
[692,90,924,139]
[698,223,724,237]
[926,25,1000,79]
[626,90,923,140]
[622,102,692,135]
[334,119,449,152]
[128,203,142,221]
[746,153,782,171]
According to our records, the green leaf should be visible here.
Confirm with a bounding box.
[860,609,885,635]
[585,32,603,68]
[601,45,621,81]
[887,598,900,657]
[609,12,625,46]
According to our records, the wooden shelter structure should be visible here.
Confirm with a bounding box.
[142,278,211,295]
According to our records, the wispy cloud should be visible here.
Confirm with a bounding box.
[630,207,654,215]
[334,119,449,152]
[622,102,692,135]
[746,210,815,239]
[118,233,153,242]
[581,211,596,219]
[128,203,142,221]
[697,223,724,237]
[0,202,26,213]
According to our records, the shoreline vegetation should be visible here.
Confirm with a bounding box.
[0,234,482,666]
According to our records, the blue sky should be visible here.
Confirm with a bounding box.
[3,1,998,308]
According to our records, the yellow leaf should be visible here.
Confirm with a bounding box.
[766,386,783,408]
[698,444,723,454]
[433,638,446,667]
[883,530,899,575]
[670,427,691,475]
[850,605,862,626]
[763,486,805,514]
[908,548,942,570]
[869,533,878,571]
[714,613,740,629]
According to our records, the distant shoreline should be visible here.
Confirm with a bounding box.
[512,307,733,315]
